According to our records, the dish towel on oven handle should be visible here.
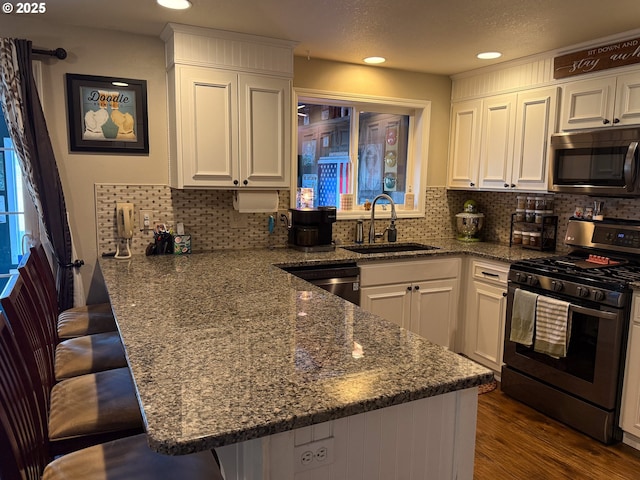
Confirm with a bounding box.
[534,295,572,358]
[510,289,538,346]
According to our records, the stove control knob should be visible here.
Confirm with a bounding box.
[577,286,590,298]
[527,275,538,286]
[593,290,605,301]
[551,280,563,292]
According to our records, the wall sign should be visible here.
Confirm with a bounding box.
[66,74,149,154]
[554,37,640,80]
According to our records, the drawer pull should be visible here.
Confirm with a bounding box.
[481,271,500,278]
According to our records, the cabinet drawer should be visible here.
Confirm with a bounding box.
[360,257,461,287]
[471,260,509,285]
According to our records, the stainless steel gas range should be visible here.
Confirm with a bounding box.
[502,218,640,444]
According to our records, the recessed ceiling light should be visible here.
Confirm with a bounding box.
[157,0,192,10]
[477,51,502,60]
[363,56,386,65]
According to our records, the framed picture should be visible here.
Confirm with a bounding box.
[65,73,149,154]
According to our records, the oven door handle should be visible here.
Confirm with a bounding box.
[569,304,619,321]
[624,141,639,189]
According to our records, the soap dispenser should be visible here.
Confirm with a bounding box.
[355,219,364,244]
[387,220,397,242]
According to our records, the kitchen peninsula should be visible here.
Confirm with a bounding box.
[100,245,495,479]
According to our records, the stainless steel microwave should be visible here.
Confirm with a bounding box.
[549,127,640,196]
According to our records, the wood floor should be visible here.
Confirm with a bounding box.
[475,384,640,479]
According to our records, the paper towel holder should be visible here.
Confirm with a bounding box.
[232,190,279,213]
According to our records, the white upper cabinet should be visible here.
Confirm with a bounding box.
[447,100,482,189]
[478,94,516,190]
[162,24,295,189]
[449,86,557,192]
[560,71,640,130]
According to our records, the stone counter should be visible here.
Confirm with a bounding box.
[99,240,519,456]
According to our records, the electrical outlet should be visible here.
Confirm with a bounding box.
[139,209,153,233]
[293,437,334,473]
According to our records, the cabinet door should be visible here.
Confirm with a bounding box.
[478,94,516,190]
[614,72,640,127]
[411,278,459,350]
[621,296,640,438]
[511,87,558,191]
[238,74,290,188]
[360,284,412,330]
[178,66,239,187]
[560,76,616,130]
[464,280,507,372]
[448,100,481,189]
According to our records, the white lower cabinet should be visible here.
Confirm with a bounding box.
[462,259,509,375]
[620,292,640,447]
[359,258,461,350]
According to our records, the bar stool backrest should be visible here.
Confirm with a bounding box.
[0,311,50,480]
[17,250,59,344]
[27,244,60,316]
[0,274,54,419]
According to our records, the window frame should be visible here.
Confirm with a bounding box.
[293,88,430,220]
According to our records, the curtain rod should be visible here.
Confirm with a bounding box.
[32,47,67,60]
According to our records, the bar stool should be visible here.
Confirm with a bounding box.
[0,312,224,480]
[1,274,143,455]
[29,244,117,338]
[18,250,127,380]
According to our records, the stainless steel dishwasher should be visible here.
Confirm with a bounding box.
[282,263,360,306]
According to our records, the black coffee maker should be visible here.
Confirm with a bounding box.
[287,206,336,252]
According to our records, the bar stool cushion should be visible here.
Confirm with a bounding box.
[48,367,142,440]
[42,433,223,480]
[55,331,127,380]
[58,302,117,339]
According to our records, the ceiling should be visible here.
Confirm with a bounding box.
[12,0,640,75]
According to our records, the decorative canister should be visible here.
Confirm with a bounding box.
[515,209,526,222]
[529,231,541,247]
[516,196,527,209]
[534,210,545,224]
[534,196,546,210]
[522,231,531,245]
[526,196,536,210]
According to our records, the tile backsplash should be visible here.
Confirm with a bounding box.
[95,184,640,255]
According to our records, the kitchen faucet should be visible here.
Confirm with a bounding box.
[369,194,397,243]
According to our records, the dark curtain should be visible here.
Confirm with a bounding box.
[0,38,74,310]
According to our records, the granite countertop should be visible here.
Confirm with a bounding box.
[99,240,545,455]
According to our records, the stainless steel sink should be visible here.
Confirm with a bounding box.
[342,242,439,254]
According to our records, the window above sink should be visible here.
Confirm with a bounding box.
[293,89,431,220]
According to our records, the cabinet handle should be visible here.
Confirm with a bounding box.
[414,285,420,291]
[511,184,516,188]
[243,179,249,186]
[613,118,620,124]
[407,286,412,292]
[502,292,508,297]
[470,182,475,187]
[233,180,239,185]
[481,271,500,278]
[504,183,509,188]
[603,119,611,125]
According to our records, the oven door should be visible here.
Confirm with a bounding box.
[503,284,628,409]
